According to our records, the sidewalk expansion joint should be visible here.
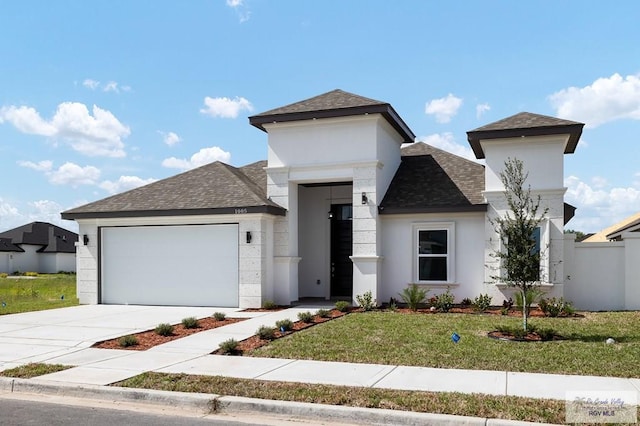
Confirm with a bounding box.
[252,358,297,380]
[369,365,398,388]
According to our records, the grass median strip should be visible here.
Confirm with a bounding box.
[115,371,566,424]
[0,363,71,379]
[250,310,640,378]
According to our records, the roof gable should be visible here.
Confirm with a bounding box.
[249,89,416,143]
[380,143,487,214]
[466,112,584,159]
[583,212,640,242]
[62,161,285,220]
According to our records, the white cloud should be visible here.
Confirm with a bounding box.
[99,176,157,195]
[564,175,640,232]
[103,81,120,93]
[159,131,181,146]
[162,146,231,171]
[0,102,129,157]
[226,0,251,22]
[17,160,53,172]
[0,197,20,225]
[200,96,253,119]
[0,198,78,233]
[425,94,463,123]
[0,106,56,135]
[48,162,101,186]
[476,103,491,119]
[416,133,478,162]
[82,79,100,90]
[549,73,640,128]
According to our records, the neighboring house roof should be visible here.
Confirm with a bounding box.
[379,143,487,214]
[0,237,24,253]
[583,212,640,242]
[466,112,584,159]
[0,222,77,253]
[61,161,286,220]
[249,89,416,143]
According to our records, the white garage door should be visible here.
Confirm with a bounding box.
[101,224,238,307]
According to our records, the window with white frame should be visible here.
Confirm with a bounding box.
[414,222,454,283]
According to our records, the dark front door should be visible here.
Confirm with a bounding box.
[330,204,353,298]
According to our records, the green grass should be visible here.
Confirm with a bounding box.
[0,273,78,315]
[251,311,640,378]
[115,372,568,424]
[0,363,71,378]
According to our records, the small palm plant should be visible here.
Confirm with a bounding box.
[399,284,428,311]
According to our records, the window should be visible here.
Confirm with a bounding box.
[415,223,454,283]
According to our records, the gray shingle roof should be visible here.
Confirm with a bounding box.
[61,161,285,220]
[379,143,487,214]
[249,89,416,142]
[466,112,584,159]
[0,222,77,253]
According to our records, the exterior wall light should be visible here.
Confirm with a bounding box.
[246,231,252,244]
[83,234,89,245]
[361,192,368,205]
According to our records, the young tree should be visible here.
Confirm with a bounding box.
[491,158,548,331]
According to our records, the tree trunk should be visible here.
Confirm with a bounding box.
[521,288,528,331]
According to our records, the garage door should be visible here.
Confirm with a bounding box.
[101,224,238,307]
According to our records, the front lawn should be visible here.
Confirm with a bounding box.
[251,310,640,378]
[0,273,78,315]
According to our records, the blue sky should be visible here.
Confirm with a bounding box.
[1,1,639,234]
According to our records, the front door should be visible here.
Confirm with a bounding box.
[330,204,353,298]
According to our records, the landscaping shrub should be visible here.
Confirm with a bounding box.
[219,338,238,354]
[0,273,8,279]
[297,311,314,323]
[535,327,558,341]
[262,300,277,310]
[334,300,350,312]
[514,287,545,315]
[181,316,199,329]
[256,325,276,340]
[118,335,138,347]
[355,291,376,311]
[433,288,455,312]
[399,284,428,312]
[538,297,574,317]
[25,272,38,277]
[472,294,492,312]
[212,312,226,321]
[154,323,174,336]
[461,297,472,306]
[275,319,294,332]
[316,308,330,318]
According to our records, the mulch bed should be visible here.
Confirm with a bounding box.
[92,317,245,351]
[487,330,565,342]
[214,309,348,355]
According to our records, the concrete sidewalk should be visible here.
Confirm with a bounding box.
[1,305,638,408]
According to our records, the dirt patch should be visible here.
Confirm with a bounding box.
[92,317,245,351]
[487,330,564,342]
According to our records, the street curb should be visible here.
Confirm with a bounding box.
[0,377,216,413]
[0,377,560,425]
[217,395,485,425]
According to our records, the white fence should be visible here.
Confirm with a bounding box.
[563,233,640,311]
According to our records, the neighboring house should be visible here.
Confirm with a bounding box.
[582,212,640,242]
[0,222,77,274]
[62,89,585,308]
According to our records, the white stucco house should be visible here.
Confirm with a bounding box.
[0,221,77,274]
[61,89,585,309]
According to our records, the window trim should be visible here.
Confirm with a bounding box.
[413,222,455,284]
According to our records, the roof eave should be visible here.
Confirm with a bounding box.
[249,104,416,143]
[466,123,584,159]
[378,204,488,215]
[62,205,287,220]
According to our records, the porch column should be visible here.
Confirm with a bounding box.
[267,168,299,305]
[351,164,382,305]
